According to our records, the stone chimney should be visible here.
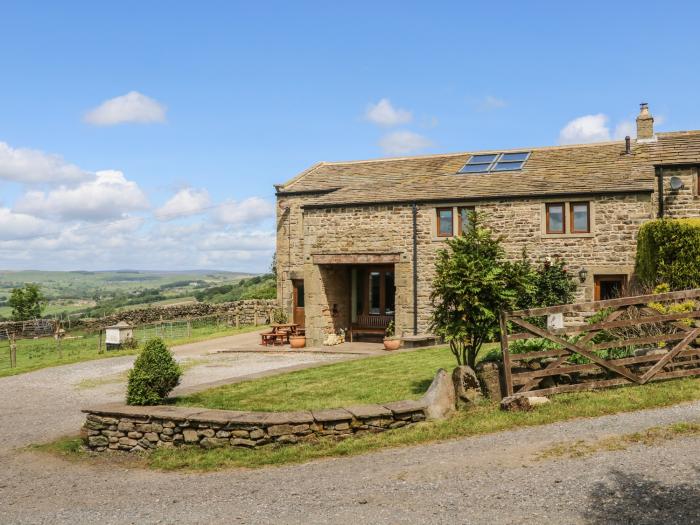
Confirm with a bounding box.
[636,102,655,141]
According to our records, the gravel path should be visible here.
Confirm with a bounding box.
[1,401,699,524]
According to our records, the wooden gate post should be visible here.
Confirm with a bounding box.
[98,330,103,354]
[499,311,514,397]
[9,334,17,368]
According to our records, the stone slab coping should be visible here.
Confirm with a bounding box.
[84,401,426,427]
[310,408,353,422]
[383,399,428,415]
[345,404,393,419]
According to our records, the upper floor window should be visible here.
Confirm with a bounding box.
[570,202,591,233]
[437,208,453,237]
[458,206,475,234]
[546,203,565,234]
[545,201,591,235]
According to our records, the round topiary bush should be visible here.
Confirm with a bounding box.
[126,338,182,406]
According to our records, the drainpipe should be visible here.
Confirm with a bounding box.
[656,166,664,218]
[412,202,418,335]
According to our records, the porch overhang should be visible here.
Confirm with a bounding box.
[311,252,401,265]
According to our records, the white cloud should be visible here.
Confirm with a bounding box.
[0,141,90,184]
[0,208,54,240]
[15,170,149,221]
[84,91,167,126]
[213,197,275,226]
[477,95,507,111]
[378,131,433,155]
[365,98,412,126]
[559,114,612,145]
[155,188,211,221]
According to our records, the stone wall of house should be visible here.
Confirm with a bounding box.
[278,193,655,344]
[82,400,427,452]
[656,165,700,219]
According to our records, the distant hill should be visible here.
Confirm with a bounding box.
[0,269,263,320]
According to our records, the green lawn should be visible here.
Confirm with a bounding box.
[177,346,465,411]
[0,324,263,378]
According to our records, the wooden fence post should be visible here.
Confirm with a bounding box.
[98,330,103,354]
[235,314,240,329]
[187,320,191,338]
[9,334,17,368]
[254,311,258,326]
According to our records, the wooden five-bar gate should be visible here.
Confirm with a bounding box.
[500,288,700,397]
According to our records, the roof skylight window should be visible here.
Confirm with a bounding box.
[458,152,530,173]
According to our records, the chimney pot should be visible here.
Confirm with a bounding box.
[625,135,631,154]
[636,102,655,141]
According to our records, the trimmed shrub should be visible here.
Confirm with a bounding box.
[126,338,182,405]
[636,218,700,290]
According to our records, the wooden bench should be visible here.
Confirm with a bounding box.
[261,331,276,346]
[349,315,393,342]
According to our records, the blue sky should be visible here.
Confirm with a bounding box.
[1,1,699,272]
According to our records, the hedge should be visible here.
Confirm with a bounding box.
[635,218,700,290]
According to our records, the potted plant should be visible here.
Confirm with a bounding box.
[289,330,306,349]
[383,320,401,351]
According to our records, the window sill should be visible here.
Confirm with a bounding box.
[542,232,595,239]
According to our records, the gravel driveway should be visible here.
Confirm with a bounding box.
[1,332,700,524]
[0,330,348,450]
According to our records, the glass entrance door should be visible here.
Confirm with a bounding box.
[354,266,395,317]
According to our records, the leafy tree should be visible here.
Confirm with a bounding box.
[527,256,577,309]
[8,283,45,321]
[126,338,182,405]
[430,212,535,368]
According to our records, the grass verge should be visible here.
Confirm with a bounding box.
[537,422,700,460]
[38,375,700,472]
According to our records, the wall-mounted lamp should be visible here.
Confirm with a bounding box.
[578,267,588,283]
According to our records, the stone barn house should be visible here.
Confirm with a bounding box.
[275,104,700,347]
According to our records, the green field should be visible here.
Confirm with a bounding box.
[0,323,264,378]
[0,270,254,320]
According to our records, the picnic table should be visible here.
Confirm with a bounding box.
[260,323,301,346]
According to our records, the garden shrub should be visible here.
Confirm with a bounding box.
[636,218,700,290]
[126,338,182,405]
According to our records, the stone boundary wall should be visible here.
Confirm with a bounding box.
[78,299,278,330]
[0,299,279,335]
[82,400,428,452]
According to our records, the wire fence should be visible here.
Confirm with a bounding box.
[0,312,267,373]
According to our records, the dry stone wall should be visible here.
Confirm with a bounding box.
[76,299,278,330]
[82,400,428,452]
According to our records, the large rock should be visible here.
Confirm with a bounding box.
[452,365,483,407]
[500,395,550,411]
[420,368,456,420]
[475,361,504,401]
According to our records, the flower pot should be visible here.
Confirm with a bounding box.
[383,338,401,351]
[289,335,306,349]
